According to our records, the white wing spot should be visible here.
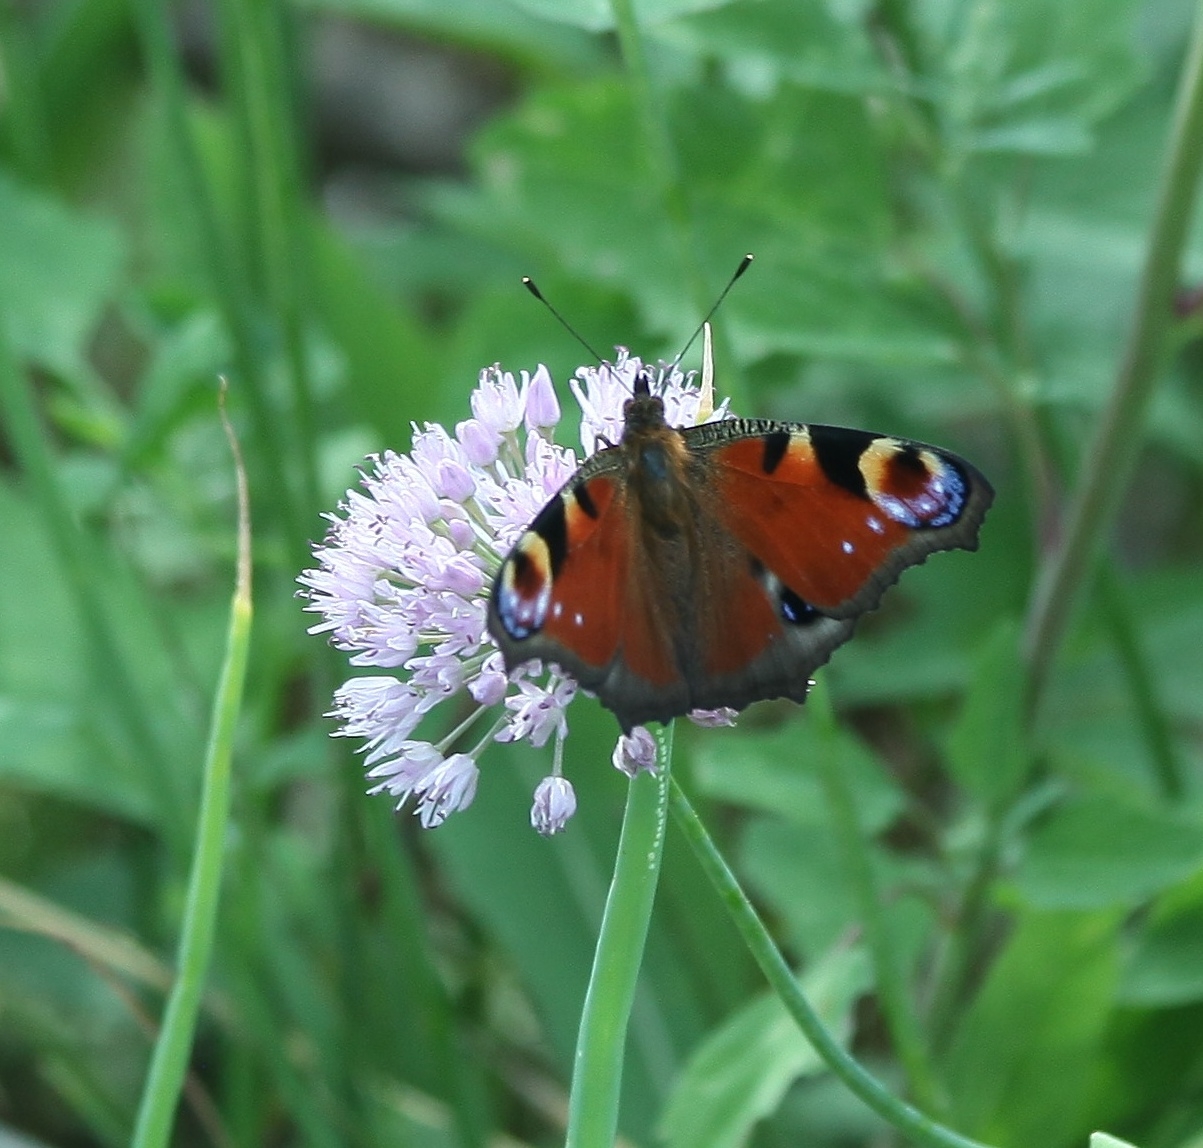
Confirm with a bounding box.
[841,540,854,554]
[867,516,885,535]
[553,602,563,619]
[574,612,584,627]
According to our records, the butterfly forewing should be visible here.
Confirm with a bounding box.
[690,420,993,618]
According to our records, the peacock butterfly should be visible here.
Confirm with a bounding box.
[487,315,993,734]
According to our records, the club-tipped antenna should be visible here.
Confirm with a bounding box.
[669,253,754,372]
[522,276,605,363]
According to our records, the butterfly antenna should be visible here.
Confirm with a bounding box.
[522,276,605,363]
[669,253,754,372]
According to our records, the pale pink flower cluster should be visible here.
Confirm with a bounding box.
[300,352,732,833]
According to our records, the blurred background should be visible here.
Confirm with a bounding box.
[1,0,1203,1145]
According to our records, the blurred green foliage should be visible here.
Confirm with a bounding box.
[1,0,1202,1146]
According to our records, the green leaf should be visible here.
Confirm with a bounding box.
[690,714,903,831]
[297,0,605,67]
[831,537,1022,706]
[945,618,1028,807]
[970,117,1093,155]
[1120,873,1203,1006]
[509,0,739,33]
[943,909,1120,1147]
[1121,905,1203,1007]
[0,173,125,377]
[121,309,231,470]
[435,80,949,365]
[740,811,941,965]
[916,0,1143,159]
[659,946,871,1148]
[0,695,150,822]
[0,482,150,821]
[1014,795,1203,910]
[739,816,853,958]
[658,0,886,94]
[308,220,441,444]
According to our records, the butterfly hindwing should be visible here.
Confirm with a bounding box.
[490,456,687,719]
[680,541,858,715]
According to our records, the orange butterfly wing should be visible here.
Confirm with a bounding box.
[694,421,993,613]
[672,420,993,714]
[489,410,993,732]
[490,462,688,720]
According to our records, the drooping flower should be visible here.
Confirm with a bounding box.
[612,727,659,778]
[531,775,578,835]
[299,351,731,832]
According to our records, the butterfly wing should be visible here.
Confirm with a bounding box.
[673,419,994,713]
[489,416,993,732]
[488,453,693,725]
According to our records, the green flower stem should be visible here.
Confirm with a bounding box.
[1023,0,1203,706]
[809,681,941,1116]
[132,389,253,1148]
[669,781,995,1148]
[566,725,672,1148]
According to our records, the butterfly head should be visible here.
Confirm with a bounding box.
[621,368,670,440]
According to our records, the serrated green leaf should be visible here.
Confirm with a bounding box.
[434,79,942,364]
[917,0,1142,160]
[659,946,871,1148]
[658,0,885,94]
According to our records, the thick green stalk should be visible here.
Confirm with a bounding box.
[566,726,672,1148]
[132,391,253,1148]
[1024,0,1203,705]
[670,781,995,1148]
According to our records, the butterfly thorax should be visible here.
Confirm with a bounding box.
[620,392,695,538]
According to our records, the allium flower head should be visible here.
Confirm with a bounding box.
[300,351,731,832]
